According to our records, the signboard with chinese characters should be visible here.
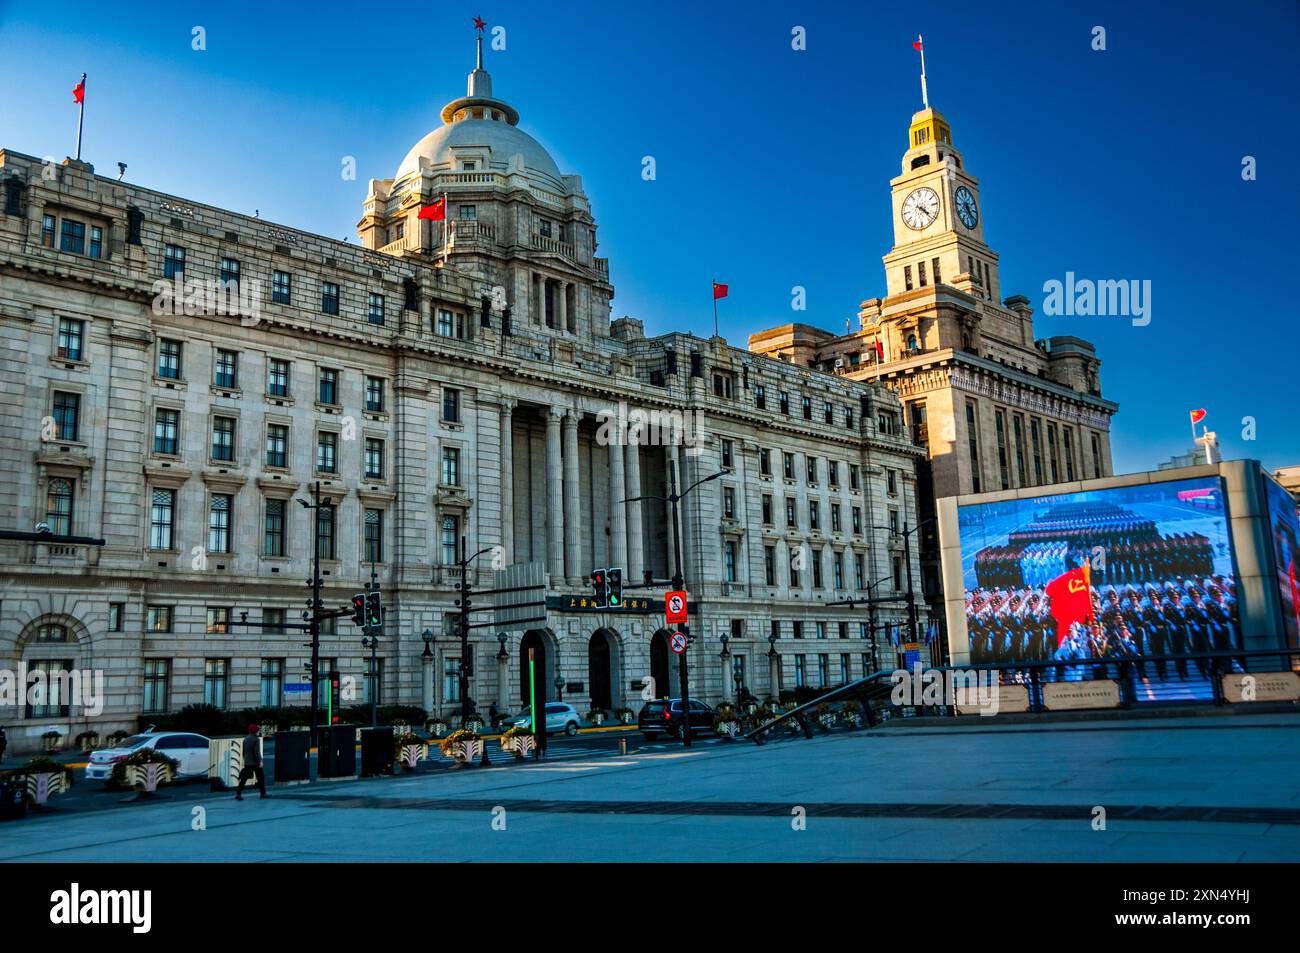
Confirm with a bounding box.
[548,594,656,613]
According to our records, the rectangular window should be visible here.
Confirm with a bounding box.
[264,498,286,556]
[932,257,941,284]
[828,461,839,487]
[785,498,797,529]
[316,432,338,474]
[818,654,829,687]
[208,494,232,553]
[143,660,170,713]
[1047,423,1059,483]
[802,395,812,420]
[1063,427,1076,481]
[260,659,284,708]
[761,494,773,524]
[442,388,461,423]
[214,349,239,389]
[812,551,824,589]
[367,292,385,325]
[806,456,818,484]
[779,391,789,414]
[364,437,384,479]
[153,408,179,455]
[441,446,461,486]
[273,270,292,305]
[41,214,55,247]
[823,401,833,424]
[795,654,806,687]
[723,486,736,519]
[211,416,235,462]
[459,204,476,220]
[759,449,771,476]
[317,505,336,561]
[267,358,290,397]
[1012,414,1027,486]
[87,224,103,259]
[158,339,182,379]
[840,654,851,684]
[219,258,240,289]
[52,391,80,441]
[854,552,865,589]
[831,504,841,533]
[1031,418,1044,484]
[363,657,384,706]
[203,659,228,709]
[57,317,84,361]
[163,244,186,279]
[28,660,73,717]
[1090,432,1102,480]
[262,608,285,634]
[321,281,340,315]
[892,555,903,591]
[849,464,860,490]
[364,508,384,564]
[994,409,1009,490]
[724,541,737,582]
[887,469,898,495]
[965,400,982,494]
[809,501,820,531]
[783,452,794,480]
[437,309,464,339]
[904,264,913,291]
[443,657,462,703]
[146,605,173,632]
[365,376,384,413]
[720,439,733,469]
[266,423,288,468]
[318,368,339,405]
[764,546,776,586]
[852,507,862,534]
[793,621,803,639]
[206,607,230,634]
[109,603,124,632]
[755,385,766,410]
[833,553,844,590]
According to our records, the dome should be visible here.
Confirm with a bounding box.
[394,117,563,184]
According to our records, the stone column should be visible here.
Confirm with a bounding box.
[608,435,628,573]
[500,400,515,564]
[557,281,568,332]
[533,273,542,325]
[562,409,582,583]
[546,407,565,580]
[421,649,434,715]
[667,443,681,584]
[497,646,511,713]
[624,443,644,584]
[768,651,781,699]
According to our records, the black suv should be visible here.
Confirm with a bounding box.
[637,698,716,740]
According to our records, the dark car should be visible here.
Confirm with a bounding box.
[638,698,715,740]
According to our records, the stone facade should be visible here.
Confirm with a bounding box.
[0,50,921,753]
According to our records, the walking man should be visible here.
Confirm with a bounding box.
[234,723,269,800]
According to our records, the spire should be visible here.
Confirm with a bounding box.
[915,34,928,109]
[440,23,520,126]
[468,32,492,98]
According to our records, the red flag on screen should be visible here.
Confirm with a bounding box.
[1045,564,1093,648]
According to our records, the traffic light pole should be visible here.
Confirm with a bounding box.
[669,471,692,748]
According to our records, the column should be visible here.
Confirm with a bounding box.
[768,651,781,697]
[546,407,564,580]
[667,443,681,584]
[533,273,542,325]
[624,443,644,584]
[421,649,434,714]
[497,647,510,713]
[562,409,581,583]
[500,400,515,564]
[557,280,567,333]
[608,435,628,573]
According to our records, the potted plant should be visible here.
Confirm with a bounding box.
[713,705,742,739]
[105,729,131,747]
[112,748,178,795]
[15,756,74,807]
[75,730,100,753]
[461,712,486,733]
[437,728,483,766]
[395,732,427,770]
[840,699,862,729]
[257,723,277,738]
[614,706,635,725]
[41,730,63,753]
[426,716,451,738]
[586,707,608,727]
[815,701,836,730]
[499,726,536,760]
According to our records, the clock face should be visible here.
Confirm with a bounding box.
[955,186,979,229]
[901,187,940,230]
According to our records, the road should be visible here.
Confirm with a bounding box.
[4,712,1298,862]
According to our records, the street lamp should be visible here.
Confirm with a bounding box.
[296,482,335,751]
[553,673,564,702]
[624,467,724,748]
[422,628,434,658]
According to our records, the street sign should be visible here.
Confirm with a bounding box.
[284,682,312,694]
[669,631,688,654]
[666,590,688,624]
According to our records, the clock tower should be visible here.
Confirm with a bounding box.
[883,107,999,303]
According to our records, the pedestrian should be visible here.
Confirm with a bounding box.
[234,723,269,800]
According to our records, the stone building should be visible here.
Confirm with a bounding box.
[0,43,921,752]
[750,100,1119,605]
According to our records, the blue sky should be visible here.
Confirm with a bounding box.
[2,0,1296,474]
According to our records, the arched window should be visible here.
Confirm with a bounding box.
[46,478,73,535]
[37,623,69,642]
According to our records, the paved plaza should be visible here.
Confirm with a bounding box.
[3,712,1299,862]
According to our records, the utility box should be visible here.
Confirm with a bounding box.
[0,778,27,820]
[360,726,395,777]
[208,735,261,791]
[317,724,355,779]
[274,730,310,784]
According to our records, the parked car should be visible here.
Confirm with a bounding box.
[84,732,211,784]
[507,703,581,736]
[638,698,716,740]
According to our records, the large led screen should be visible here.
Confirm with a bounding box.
[1263,476,1300,651]
[957,476,1241,699]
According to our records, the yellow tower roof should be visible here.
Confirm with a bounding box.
[908,107,952,151]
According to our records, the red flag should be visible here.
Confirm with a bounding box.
[912,39,922,52]
[712,281,728,300]
[1045,564,1093,648]
[874,338,884,361]
[72,78,85,104]
[418,197,446,221]
[1189,408,1207,425]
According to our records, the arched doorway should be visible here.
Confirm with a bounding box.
[650,629,671,699]
[519,629,555,708]
[588,629,613,710]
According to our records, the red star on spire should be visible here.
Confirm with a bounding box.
[473,15,486,31]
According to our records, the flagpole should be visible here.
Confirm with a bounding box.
[442,191,448,259]
[1189,413,1198,446]
[917,35,928,109]
[712,278,719,338]
[75,72,86,162]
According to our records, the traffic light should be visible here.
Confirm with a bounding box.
[607,567,623,607]
[328,670,341,724]
[590,569,608,607]
[350,593,366,628]
[365,590,383,630]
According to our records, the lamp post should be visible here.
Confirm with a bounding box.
[455,536,499,723]
[767,631,780,701]
[296,482,334,754]
[421,628,434,717]
[624,468,723,748]
[361,634,379,727]
[719,632,731,706]
[553,673,564,703]
[496,632,510,717]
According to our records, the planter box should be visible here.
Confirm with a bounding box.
[25,771,71,806]
[396,743,427,770]
[441,739,484,764]
[123,762,175,793]
[500,734,536,759]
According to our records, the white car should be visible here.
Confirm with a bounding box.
[508,703,581,736]
[85,732,211,783]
